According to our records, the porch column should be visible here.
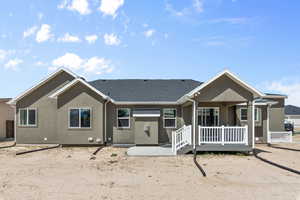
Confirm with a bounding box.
[247,100,255,148]
[193,100,198,148]
[266,104,270,143]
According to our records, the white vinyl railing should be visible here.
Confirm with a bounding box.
[268,131,293,143]
[172,125,192,155]
[199,125,248,145]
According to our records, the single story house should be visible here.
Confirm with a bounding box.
[0,98,14,140]
[7,69,288,154]
[285,105,300,129]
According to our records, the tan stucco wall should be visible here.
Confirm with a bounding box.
[194,74,254,102]
[106,104,184,144]
[0,102,14,139]
[16,71,75,144]
[57,91,104,145]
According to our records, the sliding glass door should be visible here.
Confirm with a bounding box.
[198,107,220,126]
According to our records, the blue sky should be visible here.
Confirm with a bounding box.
[1,0,300,105]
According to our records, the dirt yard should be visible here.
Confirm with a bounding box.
[0,142,299,200]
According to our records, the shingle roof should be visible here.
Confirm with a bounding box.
[0,98,12,103]
[265,93,287,97]
[285,105,300,115]
[88,79,203,102]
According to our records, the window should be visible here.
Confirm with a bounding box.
[163,108,177,128]
[240,108,259,122]
[117,108,130,128]
[19,108,37,126]
[69,108,91,128]
[198,107,219,126]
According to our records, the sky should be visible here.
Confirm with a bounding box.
[1,0,300,106]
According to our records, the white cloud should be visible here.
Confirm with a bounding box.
[52,53,83,71]
[36,24,53,43]
[165,3,188,17]
[35,61,47,66]
[0,50,8,61]
[99,0,124,18]
[83,57,113,74]
[144,29,155,38]
[58,0,91,15]
[23,26,38,38]
[103,33,121,46]
[85,35,98,44]
[51,53,114,75]
[58,33,81,43]
[4,58,23,71]
[208,17,248,24]
[37,12,44,20]
[193,0,204,13]
[0,49,15,61]
[263,78,300,106]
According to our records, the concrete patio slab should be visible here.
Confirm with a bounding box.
[127,146,175,156]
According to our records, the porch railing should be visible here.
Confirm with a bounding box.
[199,125,248,145]
[172,125,192,155]
[268,131,293,143]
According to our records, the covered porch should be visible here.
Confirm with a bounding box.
[173,70,268,154]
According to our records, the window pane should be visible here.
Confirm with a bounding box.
[81,109,91,128]
[20,109,27,125]
[164,109,176,118]
[28,109,36,125]
[118,109,130,118]
[70,109,79,127]
[241,109,248,121]
[118,119,129,127]
[165,119,176,128]
[255,109,258,121]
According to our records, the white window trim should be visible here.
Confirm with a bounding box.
[198,107,220,126]
[68,107,92,129]
[18,108,37,127]
[163,108,177,128]
[117,108,131,129]
[240,108,260,122]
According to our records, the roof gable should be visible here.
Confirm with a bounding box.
[8,68,78,105]
[186,70,265,98]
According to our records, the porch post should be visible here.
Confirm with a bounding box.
[193,100,197,148]
[247,100,255,148]
[267,104,270,143]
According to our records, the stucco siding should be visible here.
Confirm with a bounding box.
[195,74,253,102]
[16,71,75,144]
[106,105,183,144]
[0,102,14,139]
[55,81,105,145]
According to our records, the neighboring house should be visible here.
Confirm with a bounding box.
[0,98,14,140]
[7,69,287,153]
[285,105,300,128]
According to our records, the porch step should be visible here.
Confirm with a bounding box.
[176,144,253,154]
[177,145,193,155]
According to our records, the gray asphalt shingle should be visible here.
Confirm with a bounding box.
[88,79,202,102]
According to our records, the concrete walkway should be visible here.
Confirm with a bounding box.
[127,146,174,156]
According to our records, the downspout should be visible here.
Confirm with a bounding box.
[186,97,206,177]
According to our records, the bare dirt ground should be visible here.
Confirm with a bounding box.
[293,134,300,143]
[0,142,299,200]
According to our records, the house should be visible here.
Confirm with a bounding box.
[285,105,300,129]
[7,68,288,154]
[0,98,14,140]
